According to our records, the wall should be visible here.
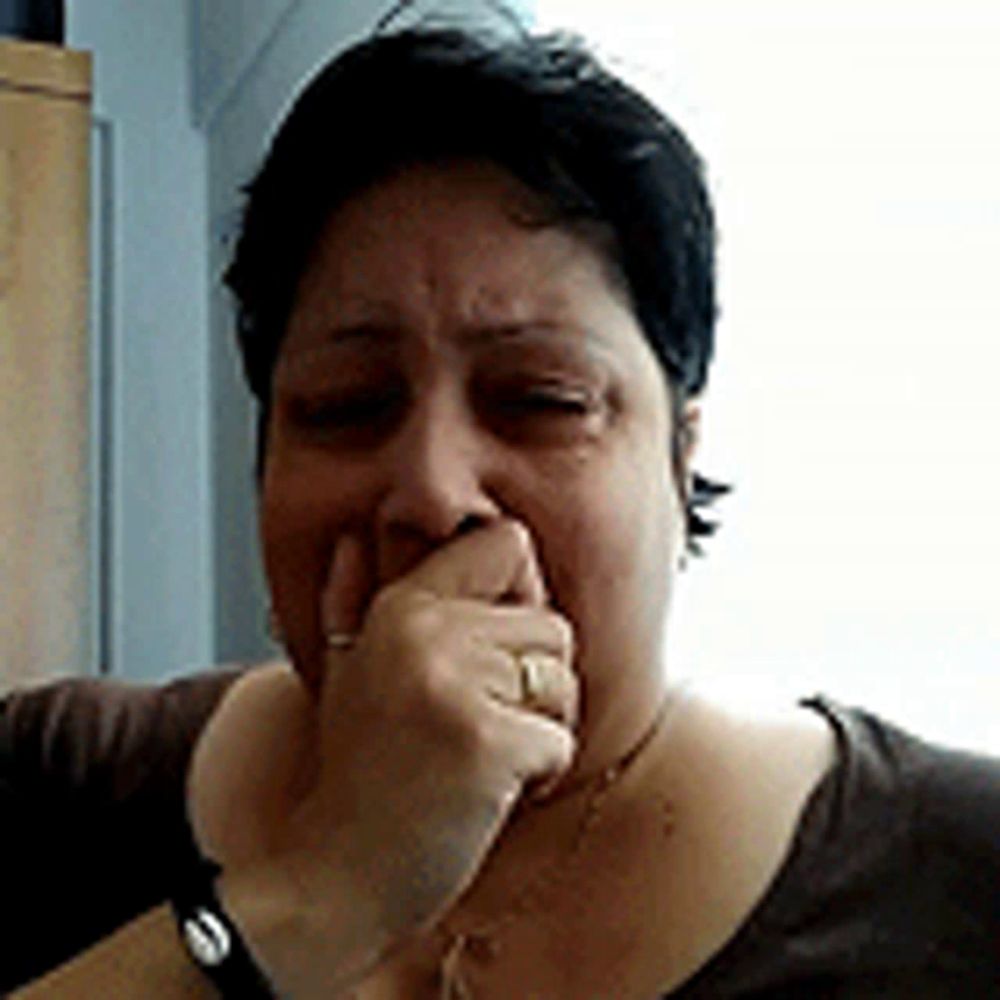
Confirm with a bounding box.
[67,1,213,680]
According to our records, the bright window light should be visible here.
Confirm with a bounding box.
[538,1,1000,752]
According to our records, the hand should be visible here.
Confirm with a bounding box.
[188,519,578,986]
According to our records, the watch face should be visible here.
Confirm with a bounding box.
[184,907,232,967]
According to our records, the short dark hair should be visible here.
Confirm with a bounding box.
[225,25,729,550]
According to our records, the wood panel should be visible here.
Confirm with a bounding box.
[0,39,92,689]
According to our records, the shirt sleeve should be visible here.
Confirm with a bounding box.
[0,668,243,993]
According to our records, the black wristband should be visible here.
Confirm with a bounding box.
[171,856,276,999]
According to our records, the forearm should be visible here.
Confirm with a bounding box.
[10,904,214,999]
[218,852,388,1000]
[11,857,386,1000]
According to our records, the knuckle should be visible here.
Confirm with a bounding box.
[569,671,582,706]
[551,726,577,768]
[509,520,538,563]
[403,597,445,648]
[546,612,575,658]
[555,666,578,707]
[492,518,533,561]
[375,585,443,648]
[435,703,504,786]
[366,581,405,626]
[395,641,456,718]
[463,710,501,764]
[418,653,459,709]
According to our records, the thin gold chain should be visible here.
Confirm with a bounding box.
[436,690,681,998]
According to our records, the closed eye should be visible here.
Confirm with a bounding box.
[492,384,597,417]
[287,389,405,437]
[477,380,609,445]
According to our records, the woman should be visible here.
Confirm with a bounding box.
[10,23,999,1000]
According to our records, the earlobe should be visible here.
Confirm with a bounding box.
[672,401,702,564]
[680,401,701,467]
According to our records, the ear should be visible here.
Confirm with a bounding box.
[674,400,702,567]
[680,399,702,476]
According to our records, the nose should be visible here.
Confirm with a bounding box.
[375,388,501,578]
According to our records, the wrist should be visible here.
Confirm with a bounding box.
[172,857,276,998]
[217,851,390,1000]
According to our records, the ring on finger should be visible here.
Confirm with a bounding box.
[515,650,547,708]
[325,630,358,651]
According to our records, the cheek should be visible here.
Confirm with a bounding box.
[260,459,323,576]
[535,444,679,657]
[260,444,373,554]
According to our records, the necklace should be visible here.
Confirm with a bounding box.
[435,691,680,1000]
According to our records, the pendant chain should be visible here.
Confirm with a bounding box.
[436,691,680,999]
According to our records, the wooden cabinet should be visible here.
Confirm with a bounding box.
[0,39,92,689]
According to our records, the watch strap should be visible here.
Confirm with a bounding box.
[171,855,276,998]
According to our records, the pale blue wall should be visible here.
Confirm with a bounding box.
[67,1,213,681]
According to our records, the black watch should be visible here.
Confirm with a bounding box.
[171,855,276,998]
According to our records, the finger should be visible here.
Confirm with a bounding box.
[448,601,574,661]
[488,705,577,796]
[320,533,374,646]
[516,650,581,728]
[406,519,548,607]
[477,646,579,729]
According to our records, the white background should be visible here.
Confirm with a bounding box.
[538,1,999,753]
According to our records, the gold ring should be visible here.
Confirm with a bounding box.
[325,631,357,651]
[516,651,545,708]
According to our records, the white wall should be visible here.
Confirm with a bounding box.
[538,1,1000,753]
[67,1,213,681]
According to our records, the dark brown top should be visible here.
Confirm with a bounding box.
[0,669,241,992]
[2,675,998,996]
[671,697,1000,998]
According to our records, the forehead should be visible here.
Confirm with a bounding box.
[283,161,641,355]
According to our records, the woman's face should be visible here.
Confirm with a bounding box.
[261,161,690,740]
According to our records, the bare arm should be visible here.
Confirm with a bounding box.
[12,523,577,999]
[7,852,373,999]
[10,904,214,999]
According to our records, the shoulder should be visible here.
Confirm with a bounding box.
[804,697,1000,854]
[803,698,1000,939]
[907,724,1000,858]
[673,694,999,995]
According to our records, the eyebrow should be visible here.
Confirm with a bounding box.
[318,321,401,345]
[459,320,577,345]
[316,318,611,351]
